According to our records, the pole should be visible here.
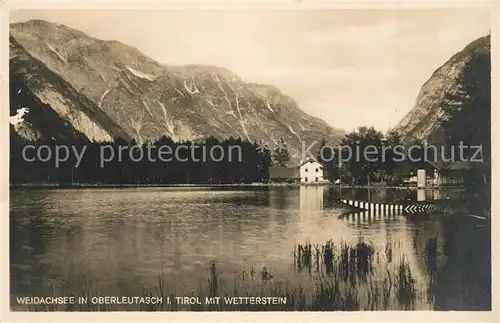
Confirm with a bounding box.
[339,161,342,197]
[368,172,371,201]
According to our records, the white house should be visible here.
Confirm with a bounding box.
[299,159,324,184]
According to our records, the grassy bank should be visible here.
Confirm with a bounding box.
[9,182,469,191]
[9,182,305,189]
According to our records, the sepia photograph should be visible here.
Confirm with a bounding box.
[4,3,497,318]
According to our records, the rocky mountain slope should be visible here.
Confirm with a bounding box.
[393,35,490,145]
[10,19,344,156]
[10,36,131,142]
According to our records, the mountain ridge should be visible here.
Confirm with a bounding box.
[10,35,131,142]
[393,34,490,145]
[10,19,345,156]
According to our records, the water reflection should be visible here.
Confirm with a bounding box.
[432,189,442,200]
[417,189,426,201]
[299,186,324,212]
[9,187,490,310]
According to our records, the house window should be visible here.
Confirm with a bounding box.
[315,168,318,172]
[305,177,308,182]
[315,177,318,182]
[305,168,308,172]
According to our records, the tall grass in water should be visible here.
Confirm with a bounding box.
[13,239,421,311]
[293,238,418,310]
[294,239,375,281]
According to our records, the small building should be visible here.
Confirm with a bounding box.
[403,160,470,186]
[269,166,300,183]
[427,160,470,186]
[299,159,324,184]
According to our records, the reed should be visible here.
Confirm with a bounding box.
[13,239,422,311]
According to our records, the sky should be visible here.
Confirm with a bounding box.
[10,9,491,132]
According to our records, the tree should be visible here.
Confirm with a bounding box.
[382,130,403,181]
[340,126,384,185]
[272,137,291,167]
[441,50,491,183]
[316,137,337,181]
[9,133,272,185]
[255,140,272,182]
[442,51,490,162]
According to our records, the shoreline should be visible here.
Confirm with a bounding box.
[9,182,467,190]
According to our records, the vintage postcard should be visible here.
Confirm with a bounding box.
[1,1,498,322]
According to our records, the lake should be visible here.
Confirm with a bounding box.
[9,186,491,311]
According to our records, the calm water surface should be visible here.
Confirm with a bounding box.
[10,186,491,310]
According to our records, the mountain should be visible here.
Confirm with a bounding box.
[10,19,345,158]
[9,36,131,143]
[393,35,490,145]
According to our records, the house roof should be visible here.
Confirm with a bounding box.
[269,166,300,179]
[401,160,471,174]
[426,160,471,171]
[298,158,322,168]
[398,161,416,174]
